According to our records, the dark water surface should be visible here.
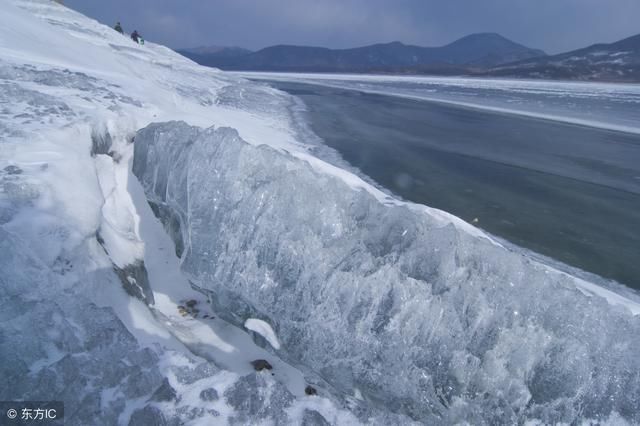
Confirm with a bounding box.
[268,81,640,289]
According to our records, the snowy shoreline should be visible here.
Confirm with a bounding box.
[2,0,640,424]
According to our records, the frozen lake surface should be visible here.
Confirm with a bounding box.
[238,72,640,134]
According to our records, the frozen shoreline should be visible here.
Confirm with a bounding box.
[2,0,640,423]
[236,71,640,135]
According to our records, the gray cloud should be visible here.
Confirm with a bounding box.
[66,0,640,54]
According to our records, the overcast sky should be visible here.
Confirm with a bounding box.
[65,0,639,54]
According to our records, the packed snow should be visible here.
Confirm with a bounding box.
[1,0,640,425]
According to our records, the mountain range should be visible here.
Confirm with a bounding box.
[178,33,545,72]
[178,32,640,82]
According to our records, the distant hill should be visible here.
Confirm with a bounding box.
[438,33,547,66]
[177,33,545,72]
[483,33,640,82]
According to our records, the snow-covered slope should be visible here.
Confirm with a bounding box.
[0,1,389,424]
[1,0,640,425]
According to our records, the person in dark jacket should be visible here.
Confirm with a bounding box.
[131,30,141,44]
[114,22,123,34]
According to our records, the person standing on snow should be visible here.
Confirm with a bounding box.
[131,30,141,44]
[114,22,123,34]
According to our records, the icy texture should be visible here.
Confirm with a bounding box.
[1,221,344,425]
[0,1,380,423]
[3,0,639,423]
[134,121,640,424]
[245,318,281,350]
[0,228,212,425]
